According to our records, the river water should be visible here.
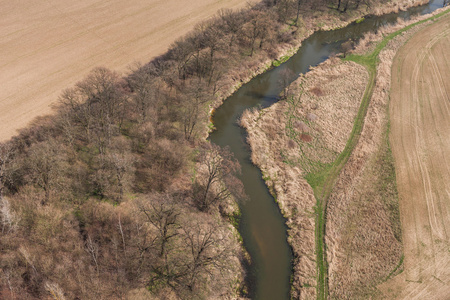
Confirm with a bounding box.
[209,1,447,299]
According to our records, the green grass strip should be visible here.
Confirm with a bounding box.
[308,8,450,300]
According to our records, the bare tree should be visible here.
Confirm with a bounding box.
[149,216,237,298]
[0,197,19,234]
[57,67,126,153]
[218,8,244,51]
[137,194,180,257]
[45,282,66,300]
[193,143,242,211]
[295,0,302,26]
[276,0,293,23]
[179,219,234,293]
[57,87,94,143]
[186,31,206,78]
[104,151,135,201]
[127,63,165,124]
[241,10,272,57]
[336,0,356,12]
[179,78,210,141]
[95,137,136,202]
[85,234,100,275]
[200,20,225,81]
[278,68,295,99]
[0,142,13,199]
[26,140,67,204]
[167,37,195,80]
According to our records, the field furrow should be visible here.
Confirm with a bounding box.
[386,13,450,299]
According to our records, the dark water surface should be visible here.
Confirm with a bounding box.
[209,1,447,299]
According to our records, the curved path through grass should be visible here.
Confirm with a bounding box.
[307,8,450,299]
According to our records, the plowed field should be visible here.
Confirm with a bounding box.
[384,13,450,299]
[0,0,247,141]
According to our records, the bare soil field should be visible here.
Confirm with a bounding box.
[381,12,450,299]
[0,0,249,141]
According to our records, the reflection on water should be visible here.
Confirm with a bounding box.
[209,1,446,298]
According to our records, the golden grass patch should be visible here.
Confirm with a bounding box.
[241,58,368,298]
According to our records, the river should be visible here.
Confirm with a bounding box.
[208,1,447,298]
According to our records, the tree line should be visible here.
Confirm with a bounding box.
[0,65,245,298]
[0,0,385,298]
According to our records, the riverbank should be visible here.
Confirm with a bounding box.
[1,1,443,299]
[241,58,370,299]
[207,0,435,137]
[240,4,449,299]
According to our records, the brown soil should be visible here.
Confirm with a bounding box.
[379,12,450,300]
[0,0,250,141]
[300,133,312,142]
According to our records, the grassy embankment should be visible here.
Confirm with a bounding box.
[306,9,450,299]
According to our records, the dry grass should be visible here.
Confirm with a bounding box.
[372,0,430,15]
[241,59,368,299]
[241,4,450,298]
[242,103,317,299]
[0,0,250,141]
[325,124,403,299]
[284,58,369,173]
[326,7,450,299]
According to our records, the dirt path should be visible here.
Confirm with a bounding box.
[384,13,450,299]
[0,0,248,141]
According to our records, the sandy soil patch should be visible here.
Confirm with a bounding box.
[380,12,450,299]
[0,0,249,141]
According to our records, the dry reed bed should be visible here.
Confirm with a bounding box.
[210,0,433,122]
[326,7,450,299]
[240,3,449,298]
[197,0,433,132]
[373,0,430,15]
[240,59,368,299]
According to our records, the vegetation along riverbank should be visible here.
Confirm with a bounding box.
[242,4,449,299]
[1,0,447,299]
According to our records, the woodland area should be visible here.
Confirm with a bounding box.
[1,0,409,299]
